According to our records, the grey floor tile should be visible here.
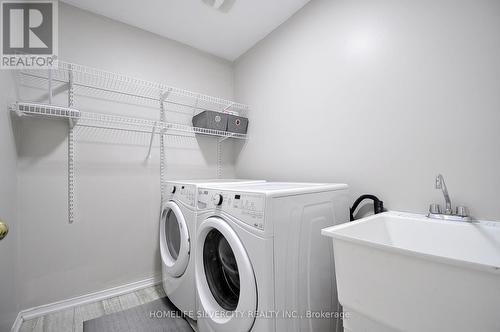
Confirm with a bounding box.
[19,318,37,332]
[31,316,44,332]
[102,296,123,315]
[135,284,164,305]
[42,308,74,332]
[154,284,166,298]
[17,284,167,332]
[73,301,106,332]
[118,292,141,310]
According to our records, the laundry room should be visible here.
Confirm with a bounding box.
[0,0,499,332]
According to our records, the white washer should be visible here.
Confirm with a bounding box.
[160,179,265,320]
[195,182,350,332]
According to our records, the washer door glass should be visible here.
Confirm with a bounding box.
[196,217,257,332]
[203,229,240,311]
[165,209,181,260]
[160,201,190,277]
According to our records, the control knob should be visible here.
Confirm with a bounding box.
[212,194,223,206]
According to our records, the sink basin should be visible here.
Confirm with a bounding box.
[322,211,500,332]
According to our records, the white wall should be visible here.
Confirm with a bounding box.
[15,3,236,311]
[0,71,18,331]
[234,0,500,220]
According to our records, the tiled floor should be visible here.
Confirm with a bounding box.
[19,284,166,332]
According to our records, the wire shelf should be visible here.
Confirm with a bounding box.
[18,60,250,116]
[11,102,248,140]
[12,101,81,120]
[13,60,249,224]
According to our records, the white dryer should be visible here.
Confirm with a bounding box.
[195,182,350,332]
[160,179,265,320]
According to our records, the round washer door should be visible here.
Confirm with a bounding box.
[160,201,190,277]
[196,217,257,332]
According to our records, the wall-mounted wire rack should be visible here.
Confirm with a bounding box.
[17,60,249,115]
[11,102,247,140]
[13,60,250,223]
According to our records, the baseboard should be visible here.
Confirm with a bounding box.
[11,275,161,332]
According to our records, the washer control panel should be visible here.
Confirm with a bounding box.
[166,183,196,207]
[198,189,266,230]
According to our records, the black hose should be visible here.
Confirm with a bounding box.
[350,194,384,221]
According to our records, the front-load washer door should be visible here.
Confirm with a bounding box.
[160,201,190,277]
[196,217,257,332]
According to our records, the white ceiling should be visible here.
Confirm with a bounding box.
[61,0,311,61]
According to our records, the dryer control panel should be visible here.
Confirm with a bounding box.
[198,189,266,231]
[166,183,196,208]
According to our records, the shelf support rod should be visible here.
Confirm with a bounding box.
[217,138,222,178]
[159,88,171,201]
[68,66,76,224]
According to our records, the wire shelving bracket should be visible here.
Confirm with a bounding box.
[145,122,157,161]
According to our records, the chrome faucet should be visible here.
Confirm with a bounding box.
[435,174,452,214]
[428,174,472,222]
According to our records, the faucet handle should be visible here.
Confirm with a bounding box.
[456,206,469,217]
[429,203,442,214]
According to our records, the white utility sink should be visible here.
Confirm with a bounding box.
[322,211,500,332]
